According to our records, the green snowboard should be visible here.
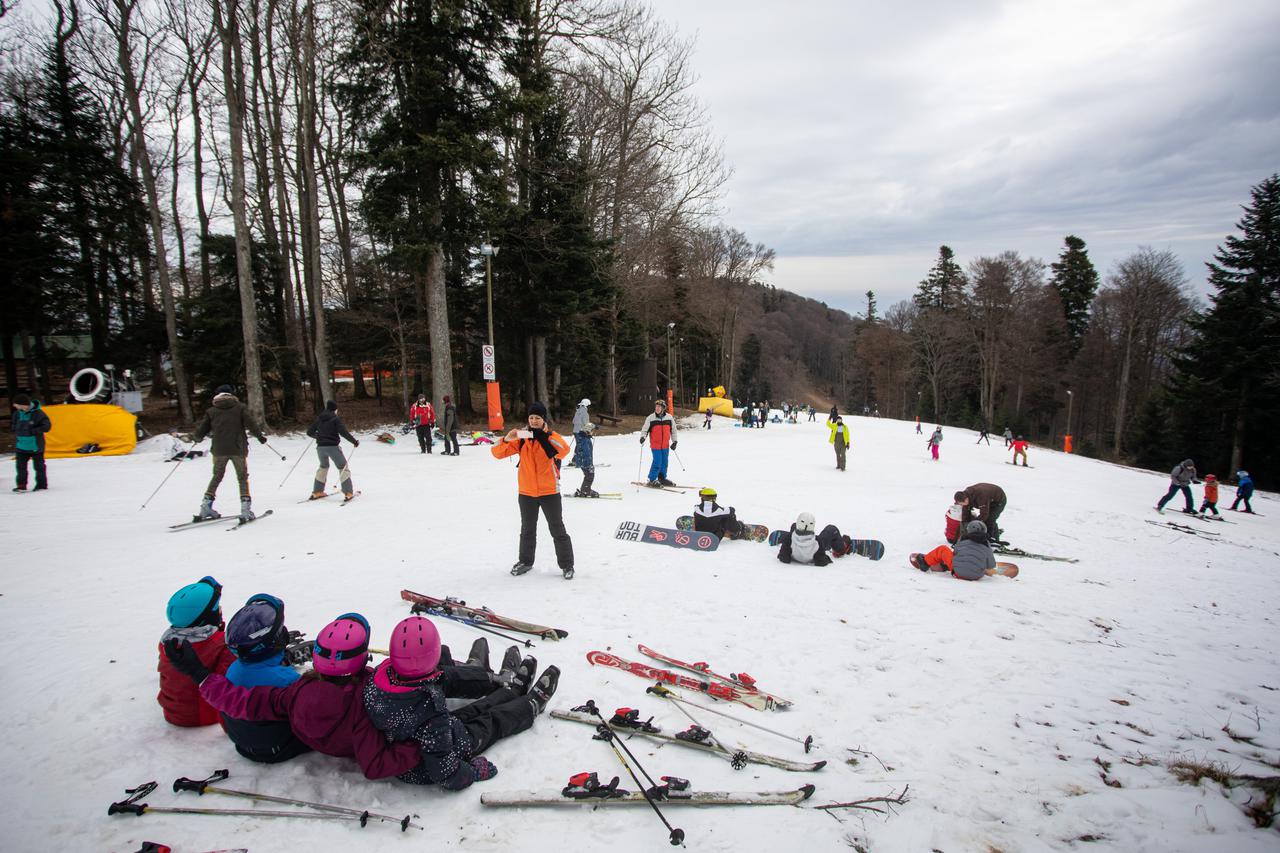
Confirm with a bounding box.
[676,515,769,543]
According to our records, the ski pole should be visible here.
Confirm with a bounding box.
[412,606,534,647]
[173,770,419,831]
[140,445,198,510]
[582,701,684,846]
[264,441,287,461]
[278,441,313,488]
[636,440,646,491]
[109,782,376,826]
[647,684,815,752]
[656,692,745,769]
[671,447,686,471]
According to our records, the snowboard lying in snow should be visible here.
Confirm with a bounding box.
[615,521,720,552]
[765,529,885,560]
[908,554,1019,578]
[675,515,769,542]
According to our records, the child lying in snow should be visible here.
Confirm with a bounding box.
[910,520,996,581]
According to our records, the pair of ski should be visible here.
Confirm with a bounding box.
[297,489,361,504]
[1145,519,1222,539]
[993,544,1077,563]
[482,780,815,808]
[168,511,274,532]
[587,647,791,711]
[549,709,823,772]
[399,589,568,640]
[631,480,694,495]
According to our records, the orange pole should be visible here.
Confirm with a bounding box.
[1064,434,1073,454]
[486,382,504,432]
[666,388,674,413]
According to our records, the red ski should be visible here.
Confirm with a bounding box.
[586,651,777,711]
[636,644,794,709]
[400,590,567,640]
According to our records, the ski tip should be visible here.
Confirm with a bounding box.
[799,784,816,800]
[812,760,827,770]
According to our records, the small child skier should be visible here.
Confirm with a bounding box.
[693,487,743,540]
[927,426,943,460]
[221,594,310,763]
[1198,474,1221,519]
[157,576,235,727]
[910,520,996,581]
[1230,470,1255,513]
[776,512,833,566]
[362,617,559,790]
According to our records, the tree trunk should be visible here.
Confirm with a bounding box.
[213,0,266,424]
[1113,326,1135,456]
[297,1,332,407]
[425,243,454,410]
[534,334,549,405]
[1230,377,1247,475]
[108,0,195,423]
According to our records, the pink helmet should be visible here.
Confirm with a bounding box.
[389,616,441,678]
[312,613,370,677]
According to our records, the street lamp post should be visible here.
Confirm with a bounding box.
[1064,389,1074,453]
[480,240,503,431]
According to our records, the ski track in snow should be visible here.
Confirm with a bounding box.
[2,414,1278,852]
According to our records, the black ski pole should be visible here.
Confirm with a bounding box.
[582,700,684,846]
[173,769,418,831]
[139,449,191,510]
[108,782,371,825]
[648,684,815,752]
[278,441,313,488]
[409,605,534,647]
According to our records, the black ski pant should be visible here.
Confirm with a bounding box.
[15,450,47,489]
[1230,494,1253,512]
[444,430,460,454]
[1199,500,1219,516]
[456,686,536,755]
[415,424,434,453]
[1157,483,1193,512]
[983,499,1006,540]
[518,493,574,569]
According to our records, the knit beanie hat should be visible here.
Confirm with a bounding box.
[528,401,549,420]
[215,385,233,395]
[325,400,337,412]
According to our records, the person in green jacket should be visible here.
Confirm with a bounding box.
[11,394,52,491]
[192,385,267,521]
[828,416,850,471]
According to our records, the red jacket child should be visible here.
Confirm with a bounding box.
[157,577,235,727]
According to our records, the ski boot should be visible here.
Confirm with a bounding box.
[493,646,522,688]
[511,561,534,576]
[343,491,356,502]
[239,497,255,522]
[646,480,662,488]
[658,477,676,487]
[528,665,561,714]
[310,490,327,500]
[562,566,575,580]
[908,553,930,572]
[512,656,538,694]
[466,637,490,671]
[197,496,220,520]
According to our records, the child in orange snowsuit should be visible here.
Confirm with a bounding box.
[1198,474,1220,517]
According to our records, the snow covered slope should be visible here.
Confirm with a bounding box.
[1,414,1277,852]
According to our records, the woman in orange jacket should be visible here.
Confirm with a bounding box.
[491,401,575,579]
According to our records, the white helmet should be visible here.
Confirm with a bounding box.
[795,512,816,535]
[580,398,591,407]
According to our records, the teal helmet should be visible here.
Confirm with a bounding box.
[166,576,223,628]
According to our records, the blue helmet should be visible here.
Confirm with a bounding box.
[226,594,288,662]
[166,576,223,628]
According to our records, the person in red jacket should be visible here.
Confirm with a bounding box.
[157,576,235,727]
[409,394,436,454]
[1011,436,1030,466]
[492,401,575,579]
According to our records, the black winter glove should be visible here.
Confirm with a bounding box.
[353,440,360,447]
[671,440,678,450]
[257,435,267,444]
[164,638,211,685]
[639,437,645,444]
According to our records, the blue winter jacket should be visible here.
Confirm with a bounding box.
[222,652,307,762]
[1237,474,1254,498]
[12,401,52,452]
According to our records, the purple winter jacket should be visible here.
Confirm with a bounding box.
[199,670,421,779]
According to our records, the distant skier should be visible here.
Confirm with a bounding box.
[640,399,677,487]
[441,395,460,455]
[192,384,268,521]
[693,486,743,540]
[1011,435,1029,466]
[10,394,51,491]
[829,415,850,471]
[1198,474,1221,518]
[741,406,751,428]
[1230,470,1255,513]
[776,512,832,566]
[808,405,816,422]
[571,398,598,498]
[915,415,922,435]
[409,394,436,454]
[828,405,838,423]
[977,427,991,445]
[306,400,359,501]
[910,520,997,581]
[493,401,575,579]
[1155,458,1197,514]
[1003,427,1013,448]
[703,410,713,429]
[927,426,943,460]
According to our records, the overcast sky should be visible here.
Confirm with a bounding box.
[643,0,1280,316]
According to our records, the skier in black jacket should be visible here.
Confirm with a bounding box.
[306,400,359,500]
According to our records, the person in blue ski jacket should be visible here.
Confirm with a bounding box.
[1230,470,1255,513]
[11,394,52,491]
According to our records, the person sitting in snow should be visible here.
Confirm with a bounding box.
[693,487,743,540]
[362,616,558,790]
[817,524,856,559]
[910,520,997,581]
[220,594,310,763]
[157,576,235,728]
[776,512,832,566]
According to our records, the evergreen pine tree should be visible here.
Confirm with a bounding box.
[913,245,966,311]
[1049,235,1099,354]
[1167,174,1280,484]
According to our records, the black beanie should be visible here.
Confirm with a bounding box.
[216,384,233,395]
[13,393,31,406]
[326,400,338,412]
[528,401,548,420]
